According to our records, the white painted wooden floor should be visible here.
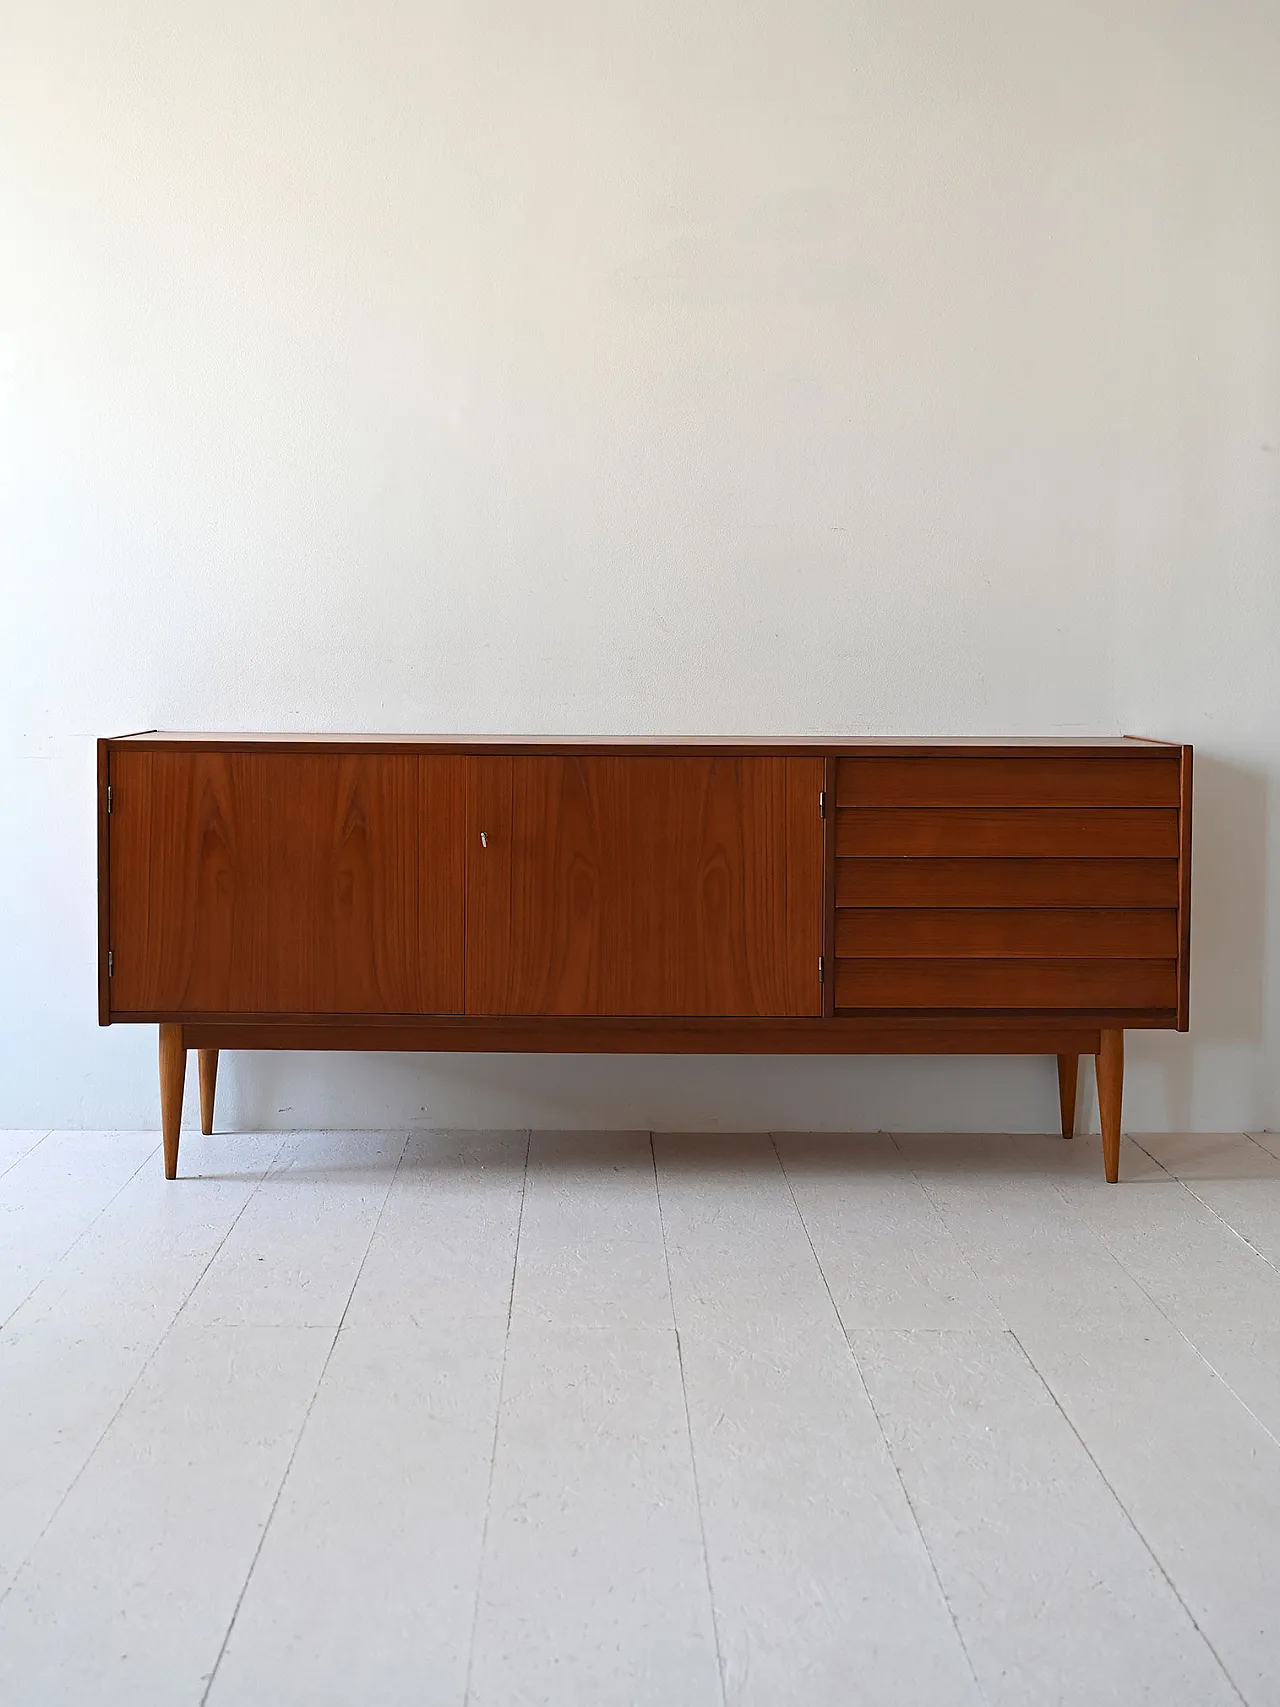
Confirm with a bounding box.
[3,1127,1280,1706]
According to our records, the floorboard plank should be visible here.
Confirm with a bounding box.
[3,1127,1276,1706]
[896,1133,1171,1332]
[206,1132,529,1705]
[467,1133,720,1707]
[179,1132,405,1328]
[0,1134,283,1599]
[0,1323,333,1707]
[1053,1135,1280,1335]
[341,1130,528,1329]
[855,1327,1239,1707]
[657,1135,982,1707]
[0,1130,51,1180]
[0,1132,162,1327]
[1019,1322,1280,1707]
[1130,1132,1280,1271]
[775,1132,1004,1329]
[206,1319,510,1707]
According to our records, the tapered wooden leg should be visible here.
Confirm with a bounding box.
[1096,1028,1124,1184]
[1056,1053,1079,1138]
[159,1024,186,1181]
[198,1049,219,1135]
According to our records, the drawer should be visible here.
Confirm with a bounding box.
[835,858,1181,908]
[835,958,1178,1011]
[835,808,1180,859]
[836,755,1181,808]
[835,909,1179,959]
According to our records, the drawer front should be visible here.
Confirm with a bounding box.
[836,808,1179,859]
[835,958,1178,1011]
[835,909,1179,960]
[836,755,1180,808]
[835,858,1180,909]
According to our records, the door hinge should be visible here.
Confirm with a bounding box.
[108,950,114,977]
[106,785,112,815]
[819,789,827,819]
[818,954,825,983]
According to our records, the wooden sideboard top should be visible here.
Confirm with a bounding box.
[107,731,1180,756]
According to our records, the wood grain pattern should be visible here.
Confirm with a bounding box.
[109,751,466,1015]
[836,755,1181,808]
[1057,1053,1079,1138]
[1178,746,1194,1031]
[97,733,1189,1185]
[836,808,1180,859]
[835,958,1177,1011]
[822,757,837,1019]
[465,755,824,1016]
[113,733,1175,753]
[159,1023,185,1180]
[198,1048,218,1135]
[98,739,112,1025]
[834,909,1179,959]
[835,858,1180,909]
[180,1018,1108,1054]
[1098,1028,1124,1182]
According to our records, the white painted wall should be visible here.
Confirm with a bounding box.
[2,0,1277,1135]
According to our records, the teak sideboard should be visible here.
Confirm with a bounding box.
[97,734,1192,1182]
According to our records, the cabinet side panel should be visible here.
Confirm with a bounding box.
[109,750,465,1015]
[98,739,112,1024]
[1178,745,1193,1030]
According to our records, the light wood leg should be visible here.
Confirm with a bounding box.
[198,1049,219,1135]
[1056,1053,1079,1139]
[159,1024,186,1181]
[1096,1028,1124,1184]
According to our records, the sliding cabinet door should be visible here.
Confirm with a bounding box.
[466,755,824,1017]
[108,749,466,1015]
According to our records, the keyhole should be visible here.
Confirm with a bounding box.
[480,831,488,847]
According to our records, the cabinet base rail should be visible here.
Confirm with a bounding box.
[157,1023,1125,1185]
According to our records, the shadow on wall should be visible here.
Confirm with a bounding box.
[1136,751,1270,1131]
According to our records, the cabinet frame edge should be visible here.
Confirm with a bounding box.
[822,756,836,1019]
[97,738,112,1026]
[1177,744,1194,1031]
